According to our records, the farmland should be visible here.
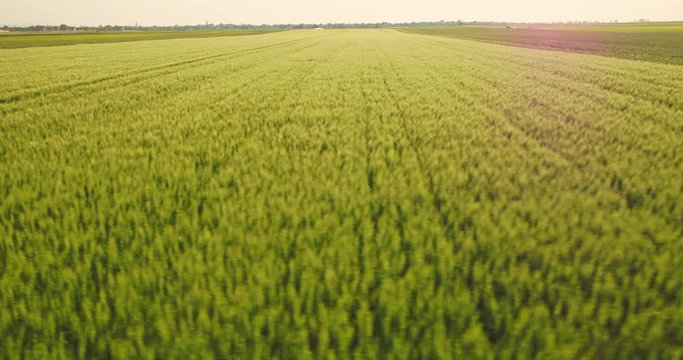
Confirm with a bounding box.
[0,29,279,49]
[1,29,682,358]
[403,23,683,65]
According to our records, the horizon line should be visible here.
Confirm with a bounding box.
[3,19,683,28]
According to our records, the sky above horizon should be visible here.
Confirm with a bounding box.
[3,0,682,26]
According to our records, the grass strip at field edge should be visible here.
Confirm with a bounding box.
[0,29,284,49]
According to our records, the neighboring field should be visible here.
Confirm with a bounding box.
[402,23,683,65]
[0,29,279,49]
[1,29,682,358]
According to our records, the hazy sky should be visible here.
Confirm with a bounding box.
[3,0,682,26]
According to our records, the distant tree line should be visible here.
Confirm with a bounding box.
[3,19,660,32]
[5,20,542,32]
[5,21,471,32]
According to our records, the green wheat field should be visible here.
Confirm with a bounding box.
[1,27,682,358]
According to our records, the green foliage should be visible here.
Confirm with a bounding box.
[0,29,682,358]
[0,29,280,49]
